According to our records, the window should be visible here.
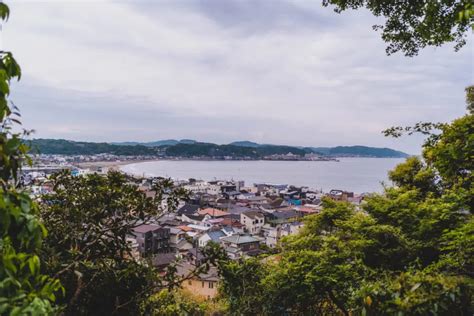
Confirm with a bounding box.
[202,281,205,288]
[209,282,214,289]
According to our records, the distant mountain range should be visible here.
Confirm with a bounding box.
[230,141,409,158]
[28,139,409,158]
[112,139,197,147]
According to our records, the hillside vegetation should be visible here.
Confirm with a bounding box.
[29,139,408,158]
[29,139,158,156]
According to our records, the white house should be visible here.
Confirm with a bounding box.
[240,211,265,234]
[197,230,226,247]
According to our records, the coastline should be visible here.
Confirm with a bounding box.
[111,157,403,193]
[74,156,405,174]
[74,159,158,171]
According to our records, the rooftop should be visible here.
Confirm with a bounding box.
[177,204,200,215]
[176,262,219,282]
[198,208,230,217]
[221,234,259,244]
[206,230,226,243]
[132,224,161,234]
[242,210,264,219]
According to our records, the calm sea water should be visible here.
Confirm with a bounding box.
[120,158,405,193]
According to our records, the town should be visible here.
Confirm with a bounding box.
[23,161,365,300]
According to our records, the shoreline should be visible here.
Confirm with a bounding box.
[76,156,404,170]
[75,156,405,173]
[74,159,157,171]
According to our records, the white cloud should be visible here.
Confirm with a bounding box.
[2,0,472,153]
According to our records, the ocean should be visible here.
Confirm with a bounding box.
[120,158,405,193]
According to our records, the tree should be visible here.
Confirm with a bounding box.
[467,85,474,114]
[39,171,187,314]
[0,3,62,314]
[216,93,473,314]
[323,0,474,56]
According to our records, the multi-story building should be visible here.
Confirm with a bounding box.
[131,224,170,257]
[240,211,265,234]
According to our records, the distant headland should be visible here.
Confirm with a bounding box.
[27,138,409,159]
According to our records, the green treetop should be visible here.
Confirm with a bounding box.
[0,3,62,314]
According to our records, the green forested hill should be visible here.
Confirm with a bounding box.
[28,138,408,158]
[309,145,409,158]
[28,139,158,156]
[165,143,306,158]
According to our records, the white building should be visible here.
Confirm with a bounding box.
[240,211,265,234]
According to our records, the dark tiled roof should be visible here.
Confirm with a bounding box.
[242,211,264,219]
[176,262,219,282]
[177,204,200,215]
[152,253,177,267]
[184,214,206,221]
[271,210,300,220]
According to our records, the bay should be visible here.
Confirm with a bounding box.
[120,158,405,193]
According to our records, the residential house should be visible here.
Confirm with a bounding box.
[198,208,230,218]
[220,234,261,259]
[177,262,219,300]
[131,224,170,257]
[223,190,240,199]
[152,253,177,271]
[219,217,245,234]
[181,213,206,225]
[262,222,303,248]
[328,189,354,201]
[198,229,226,247]
[267,210,302,226]
[240,211,265,234]
[177,204,200,219]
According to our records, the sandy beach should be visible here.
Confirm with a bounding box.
[74,159,157,171]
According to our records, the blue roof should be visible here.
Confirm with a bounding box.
[288,199,302,206]
[222,226,234,233]
[207,230,226,242]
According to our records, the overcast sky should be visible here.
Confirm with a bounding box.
[2,0,472,153]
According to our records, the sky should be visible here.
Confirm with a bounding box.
[1,0,472,154]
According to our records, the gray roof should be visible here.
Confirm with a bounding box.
[207,230,226,243]
[152,253,177,267]
[221,234,259,244]
[228,206,252,214]
[225,190,241,196]
[177,239,193,250]
[225,246,240,254]
[242,210,264,219]
[222,226,234,233]
[132,224,161,234]
[169,227,183,235]
[176,262,219,282]
[271,210,299,220]
[187,248,204,260]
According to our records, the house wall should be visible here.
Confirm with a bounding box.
[198,234,211,247]
[241,213,265,234]
[182,279,218,299]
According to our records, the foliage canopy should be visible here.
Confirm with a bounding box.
[323,0,474,56]
[0,4,61,314]
[216,107,474,315]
